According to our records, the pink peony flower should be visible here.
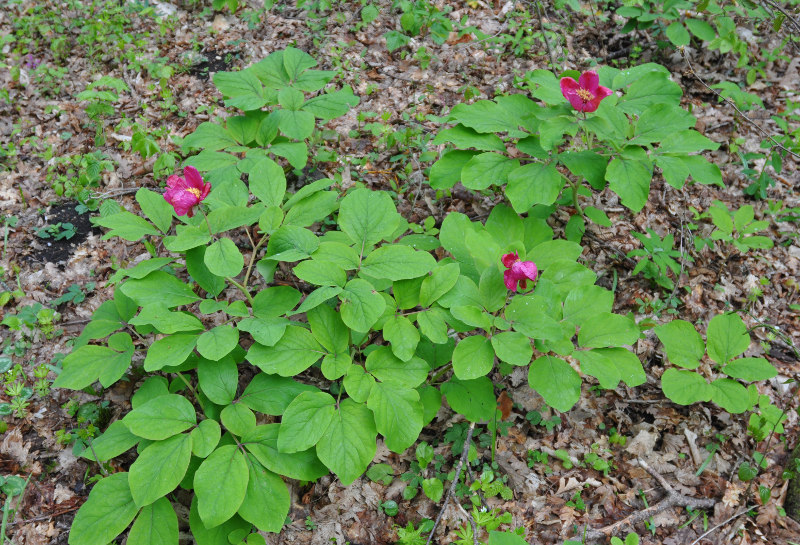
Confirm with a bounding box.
[560,71,612,113]
[164,166,210,217]
[502,252,538,292]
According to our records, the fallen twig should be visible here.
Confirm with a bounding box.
[689,505,754,545]
[426,421,476,545]
[582,458,717,542]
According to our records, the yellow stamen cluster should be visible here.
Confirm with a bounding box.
[576,88,595,101]
[186,187,202,198]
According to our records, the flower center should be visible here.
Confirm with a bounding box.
[186,187,202,199]
[576,88,595,102]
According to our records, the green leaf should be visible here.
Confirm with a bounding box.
[505,296,563,341]
[629,103,695,145]
[491,331,532,366]
[441,377,496,422]
[658,130,719,154]
[190,419,221,458]
[710,378,749,413]
[382,316,420,362]
[365,346,428,387]
[270,142,308,169]
[654,320,704,369]
[686,18,715,40]
[559,151,608,190]
[120,271,200,308]
[239,374,318,415]
[266,225,319,262]
[284,191,339,227]
[247,326,323,376]
[182,122,238,151]
[528,356,581,412]
[618,72,682,114]
[448,100,518,133]
[452,335,495,380]
[221,404,257,436]
[68,473,138,545]
[506,163,564,212]
[135,188,173,233]
[129,433,192,507]
[291,286,343,315]
[605,154,653,213]
[237,317,289,346]
[143,333,198,372]
[660,369,711,405]
[204,238,244,278]
[129,303,203,334]
[308,303,349,354]
[706,313,750,365]
[128,497,178,545]
[80,421,139,462]
[575,348,645,389]
[416,307,449,344]
[276,108,315,140]
[343,365,376,403]
[54,342,133,390]
[123,395,197,440]
[205,206,263,235]
[339,188,400,249]
[487,530,529,545]
[197,358,239,405]
[194,445,249,528]
[238,458,290,533]
[723,357,777,381]
[422,478,444,502]
[164,224,212,252]
[461,153,519,191]
[293,260,346,287]
[189,497,250,545]
[368,383,423,453]
[197,325,239,361]
[278,391,336,453]
[213,70,269,110]
[339,278,386,332]
[252,286,302,317]
[578,312,639,348]
[316,399,377,485]
[666,21,690,46]
[419,263,460,307]
[562,285,614,327]
[360,244,436,281]
[432,125,506,151]
[429,150,479,189]
[93,211,159,242]
[302,87,359,119]
[242,424,328,481]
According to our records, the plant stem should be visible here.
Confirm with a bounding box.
[176,372,206,413]
[242,228,268,295]
[227,277,254,307]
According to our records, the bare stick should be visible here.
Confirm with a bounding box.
[680,47,800,161]
[689,505,754,545]
[760,0,800,37]
[533,1,559,73]
[426,422,476,545]
[582,458,717,542]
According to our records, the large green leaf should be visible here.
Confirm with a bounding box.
[506,163,563,212]
[706,313,750,365]
[709,378,749,413]
[660,369,711,405]
[197,356,238,405]
[194,445,249,528]
[247,326,323,376]
[441,377,495,422]
[204,238,244,278]
[189,498,250,545]
[561,285,614,327]
[360,245,436,281]
[339,278,386,332]
[265,225,319,262]
[528,356,581,412]
[277,391,336,453]
[182,122,238,151]
[128,497,178,545]
[367,383,423,453]
[68,473,138,545]
[129,433,192,507]
[605,154,652,212]
[80,421,139,462]
[382,316,420,362]
[490,331,532,366]
[238,457,290,532]
[120,271,200,308]
[723,357,777,382]
[196,325,239,361]
[364,346,428,387]
[123,395,197,440]
[575,348,645,389]
[239,374,318,415]
[419,262,460,307]
[654,319,705,369]
[242,424,328,481]
[338,188,400,249]
[452,335,495,380]
[143,333,199,372]
[460,153,519,191]
[213,69,269,110]
[54,341,133,390]
[93,211,159,242]
[301,87,359,119]
[432,125,506,151]
[129,303,203,334]
[577,313,639,348]
[135,188,174,234]
[316,399,376,485]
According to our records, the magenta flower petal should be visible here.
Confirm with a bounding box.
[501,252,519,268]
[164,168,210,217]
[514,260,538,282]
[184,166,204,190]
[503,269,518,291]
[578,71,600,92]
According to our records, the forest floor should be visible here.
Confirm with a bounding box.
[1,0,800,544]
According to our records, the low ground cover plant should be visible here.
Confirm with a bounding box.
[46,42,786,545]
